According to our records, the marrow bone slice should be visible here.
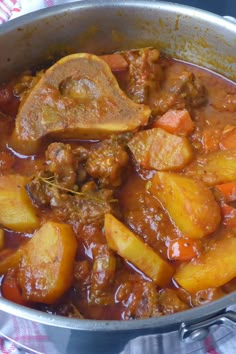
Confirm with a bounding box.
[12,53,151,155]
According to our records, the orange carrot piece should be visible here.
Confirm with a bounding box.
[201,128,222,153]
[167,238,201,261]
[153,109,195,136]
[215,182,236,203]
[221,203,236,227]
[1,270,28,306]
[100,54,128,71]
[220,126,236,150]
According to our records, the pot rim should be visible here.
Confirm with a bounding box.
[0,292,236,332]
[0,0,236,332]
[1,0,236,35]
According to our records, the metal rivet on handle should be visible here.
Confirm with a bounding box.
[189,328,209,342]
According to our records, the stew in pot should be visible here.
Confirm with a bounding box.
[0,47,235,320]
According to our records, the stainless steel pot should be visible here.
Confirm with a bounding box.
[0,1,236,353]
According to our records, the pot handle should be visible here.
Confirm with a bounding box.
[179,310,236,343]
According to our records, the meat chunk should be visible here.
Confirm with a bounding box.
[86,138,129,187]
[74,260,92,291]
[46,142,77,189]
[123,48,165,105]
[28,176,115,226]
[154,71,207,115]
[51,191,113,226]
[191,288,225,307]
[38,301,84,319]
[115,280,160,319]
[11,53,151,155]
[27,140,121,225]
[90,244,116,305]
[158,289,189,315]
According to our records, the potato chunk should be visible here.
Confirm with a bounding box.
[18,221,77,303]
[0,248,23,275]
[104,213,174,287]
[0,175,39,232]
[185,150,236,186]
[174,237,236,293]
[12,53,150,155]
[149,172,221,239]
[128,128,193,171]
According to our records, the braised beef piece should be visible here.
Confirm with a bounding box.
[115,279,160,319]
[51,191,113,226]
[191,288,225,307]
[85,138,129,187]
[153,71,207,115]
[158,289,189,315]
[38,301,84,319]
[123,49,207,118]
[28,176,115,226]
[74,260,92,291]
[45,142,77,189]
[26,176,59,206]
[27,138,128,225]
[89,244,116,304]
[123,48,165,105]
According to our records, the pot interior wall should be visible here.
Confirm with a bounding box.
[0,1,236,83]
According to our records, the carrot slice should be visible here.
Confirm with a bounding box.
[1,269,28,306]
[221,203,236,227]
[167,238,201,261]
[153,109,195,136]
[100,54,128,71]
[215,182,236,203]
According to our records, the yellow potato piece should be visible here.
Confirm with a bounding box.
[149,172,221,239]
[174,237,236,293]
[104,213,174,287]
[12,53,151,155]
[0,175,40,232]
[185,150,236,186]
[0,248,23,275]
[128,127,193,171]
[18,221,77,304]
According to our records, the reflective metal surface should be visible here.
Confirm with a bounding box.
[1,0,236,82]
[180,310,236,343]
[0,1,236,353]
